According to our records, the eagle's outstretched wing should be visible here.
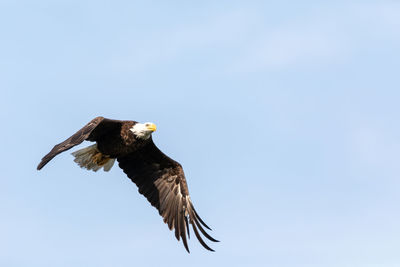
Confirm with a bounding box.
[117,140,218,253]
[37,116,122,170]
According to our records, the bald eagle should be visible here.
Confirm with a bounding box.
[37,116,218,252]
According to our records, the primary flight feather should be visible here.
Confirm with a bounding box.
[37,116,218,252]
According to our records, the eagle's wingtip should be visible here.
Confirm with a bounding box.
[37,163,43,170]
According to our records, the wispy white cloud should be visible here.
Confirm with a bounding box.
[355,2,400,30]
[351,125,400,176]
[110,8,257,72]
[230,25,345,72]
[230,2,400,73]
[109,2,400,75]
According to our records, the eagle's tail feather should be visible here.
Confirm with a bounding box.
[103,158,116,171]
[71,144,115,172]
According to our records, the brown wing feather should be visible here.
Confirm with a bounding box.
[117,139,218,253]
[37,116,122,170]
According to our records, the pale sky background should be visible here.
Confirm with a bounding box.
[1,1,400,267]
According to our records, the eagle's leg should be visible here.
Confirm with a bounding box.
[71,144,115,172]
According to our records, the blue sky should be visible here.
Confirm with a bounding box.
[1,1,400,266]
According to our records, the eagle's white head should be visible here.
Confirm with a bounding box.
[130,122,157,139]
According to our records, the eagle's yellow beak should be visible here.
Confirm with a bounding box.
[146,123,157,132]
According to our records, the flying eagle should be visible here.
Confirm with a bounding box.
[37,116,218,252]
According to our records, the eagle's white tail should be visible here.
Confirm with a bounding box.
[71,144,115,172]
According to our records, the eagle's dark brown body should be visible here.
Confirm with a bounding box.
[37,116,218,252]
[91,119,143,157]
